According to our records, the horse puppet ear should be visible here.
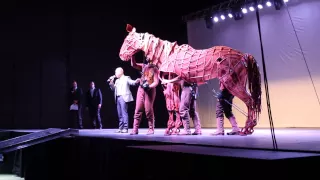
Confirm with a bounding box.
[126,24,135,33]
[126,24,132,32]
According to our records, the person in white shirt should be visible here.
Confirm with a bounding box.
[69,80,83,129]
[109,67,140,133]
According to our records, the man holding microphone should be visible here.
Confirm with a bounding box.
[108,67,140,133]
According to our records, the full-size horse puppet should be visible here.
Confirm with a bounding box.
[119,24,262,135]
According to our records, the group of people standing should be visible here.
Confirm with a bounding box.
[106,55,242,136]
[69,54,242,136]
[69,81,103,129]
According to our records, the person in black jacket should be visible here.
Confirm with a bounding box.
[69,80,83,129]
[86,81,103,129]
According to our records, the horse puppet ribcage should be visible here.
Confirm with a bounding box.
[159,44,218,83]
[159,45,262,135]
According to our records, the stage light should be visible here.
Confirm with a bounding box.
[258,4,263,9]
[283,0,288,2]
[249,6,255,11]
[242,8,248,14]
[213,17,219,22]
[220,15,225,20]
[228,13,233,18]
[266,1,272,6]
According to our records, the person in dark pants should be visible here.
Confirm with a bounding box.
[211,82,240,135]
[86,81,103,129]
[69,80,83,129]
[129,56,159,135]
[178,81,202,135]
[108,67,140,133]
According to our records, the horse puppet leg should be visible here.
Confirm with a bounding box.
[163,82,177,135]
[238,96,257,136]
[238,55,261,135]
[172,110,182,135]
[165,111,175,135]
[171,84,182,135]
[241,107,258,135]
[225,87,257,136]
[220,54,261,136]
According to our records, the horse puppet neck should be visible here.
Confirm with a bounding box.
[140,32,177,68]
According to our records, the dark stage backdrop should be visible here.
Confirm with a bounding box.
[0,0,188,129]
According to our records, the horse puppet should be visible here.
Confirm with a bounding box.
[119,24,262,135]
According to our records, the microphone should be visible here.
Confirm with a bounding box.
[107,75,116,82]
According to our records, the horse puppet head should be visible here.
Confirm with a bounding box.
[119,24,182,83]
[119,24,145,61]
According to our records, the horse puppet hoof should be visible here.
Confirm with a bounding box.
[171,128,180,135]
[239,131,248,136]
[247,128,254,135]
[240,127,254,136]
[164,128,173,136]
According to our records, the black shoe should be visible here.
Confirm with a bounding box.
[227,131,240,135]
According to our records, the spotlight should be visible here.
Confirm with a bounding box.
[284,0,288,2]
[213,17,219,22]
[258,4,263,9]
[220,15,225,20]
[266,1,272,6]
[242,8,248,14]
[249,6,255,11]
[228,13,233,18]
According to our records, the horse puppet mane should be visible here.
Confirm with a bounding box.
[140,32,177,67]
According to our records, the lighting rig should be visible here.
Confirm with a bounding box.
[183,0,290,29]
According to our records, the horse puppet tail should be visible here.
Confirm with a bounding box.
[246,54,262,120]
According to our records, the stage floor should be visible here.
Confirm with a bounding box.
[2,128,320,152]
[77,128,320,152]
